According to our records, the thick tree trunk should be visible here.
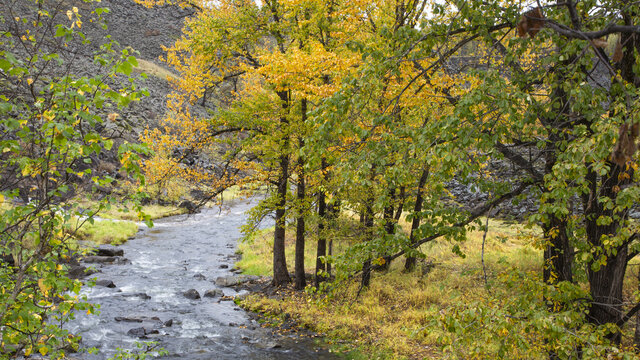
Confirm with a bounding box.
[584,165,631,343]
[273,90,291,287]
[405,168,428,271]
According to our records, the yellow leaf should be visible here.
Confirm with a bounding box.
[39,346,49,356]
[38,278,50,297]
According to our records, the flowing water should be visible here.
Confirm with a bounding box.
[67,200,340,359]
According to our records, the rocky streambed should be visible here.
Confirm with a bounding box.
[66,201,339,359]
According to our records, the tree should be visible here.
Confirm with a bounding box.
[137,0,364,287]
[0,0,148,357]
[400,0,640,357]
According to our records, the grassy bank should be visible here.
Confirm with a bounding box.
[68,201,188,246]
[74,201,188,222]
[75,219,139,246]
[238,218,543,359]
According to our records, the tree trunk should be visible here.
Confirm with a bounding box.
[361,197,374,288]
[326,199,339,277]
[405,168,428,271]
[294,101,307,290]
[635,268,640,351]
[394,186,405,221]
[541,138,573,285]
[584,165,631,343]
[378,188,396,271]
[272,90,291,287]
[315,157,328,288]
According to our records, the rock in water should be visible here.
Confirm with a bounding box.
[215,275,261,287]
[115,317,143,323]
[121,293,151,300]
[67,265,89,279]
[183,289,201,300]
[203,289,223,298]
[95,279,116,288]
[127,327,147,338]
[95,245,124,257]
[83,256,116,264]
[193,273,206,280]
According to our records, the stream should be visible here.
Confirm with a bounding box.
[66,200,340,359]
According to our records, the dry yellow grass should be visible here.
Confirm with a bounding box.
[134,58,179,81]
[239,217,544,359]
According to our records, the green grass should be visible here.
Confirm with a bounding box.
[100,203,187,221]
[72,200,188,221]
[1,198,143,247]
[76,219,138,245]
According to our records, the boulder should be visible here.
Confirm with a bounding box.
[126,327,158,338]
[67,265,89,279]
[127,327,146,338]
[178,200,197,212]
[214,275,260,287]
[121,293,151,300]
[183,289,200,300]
[83,256,116,264]
[203,289,223,298]
[95,279,116,288]
[95,246,124,257]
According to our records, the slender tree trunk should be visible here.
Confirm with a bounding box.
[315,157,328,288]
[405,168,428,271]
[635,268,640,351]
[326,199,339,277]
[361,196,374,288]
[294,100,307,290]
[378,188,396,271]
[394,186,405,221]
[273,90,291,287]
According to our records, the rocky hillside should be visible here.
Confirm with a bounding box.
[0,0,195,201]
[82,0,192,131]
